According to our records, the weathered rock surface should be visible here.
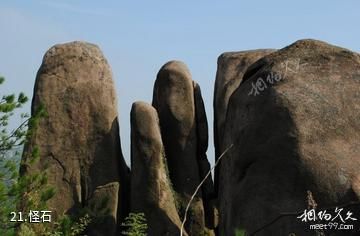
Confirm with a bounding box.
[193,81,216,229]
[130,101,186,236]
[21,41,129,235]
[217,39,360,235]
[213,49,275,194]
[152,61,213,235]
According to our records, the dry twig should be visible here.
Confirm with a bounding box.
[180,144,234,236]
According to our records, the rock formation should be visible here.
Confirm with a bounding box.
[213,49,275,194]
[130,101,186,236]
[194,81,217,229]
[19,38,360,236]
[153,61,214,235]
[21,41,129,235]
[217,39,360,235]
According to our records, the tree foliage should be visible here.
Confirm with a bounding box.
[121,212,148,236]
[0,77,90,235]
[235,229,246,236]
[0,75,35,235]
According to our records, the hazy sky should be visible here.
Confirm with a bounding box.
[1,0,359,165]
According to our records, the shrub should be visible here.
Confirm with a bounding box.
[121,212,148,236]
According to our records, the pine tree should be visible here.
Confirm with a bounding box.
[121,213,148,236]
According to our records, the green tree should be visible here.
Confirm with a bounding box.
[0,75,55,235]
[0,76,90,236]
[0,75,36,235]
[235,229,246,236]
[121,213,148,236]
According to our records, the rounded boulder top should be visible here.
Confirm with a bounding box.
[131,101,161,141]
[157,60,192,81]
[39,41,110,75]
[44,41,104,60]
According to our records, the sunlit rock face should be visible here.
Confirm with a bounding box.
[153,60,214,235]
[216,40,360,236]
[21,41,130,236]
[130,101,186,236]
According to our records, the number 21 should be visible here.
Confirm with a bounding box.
[10,212,24,222]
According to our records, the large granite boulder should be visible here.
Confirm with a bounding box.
[130,101,186,236]
[193,81,216,229]
[218,39,360,235]
[21,41,129,235]
[152,61,213,235]
[213,49,275,194]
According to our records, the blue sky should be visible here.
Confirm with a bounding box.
[1,0,359,165]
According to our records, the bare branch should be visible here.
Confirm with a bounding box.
[180,144,234,236]
[0,118,29,143]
